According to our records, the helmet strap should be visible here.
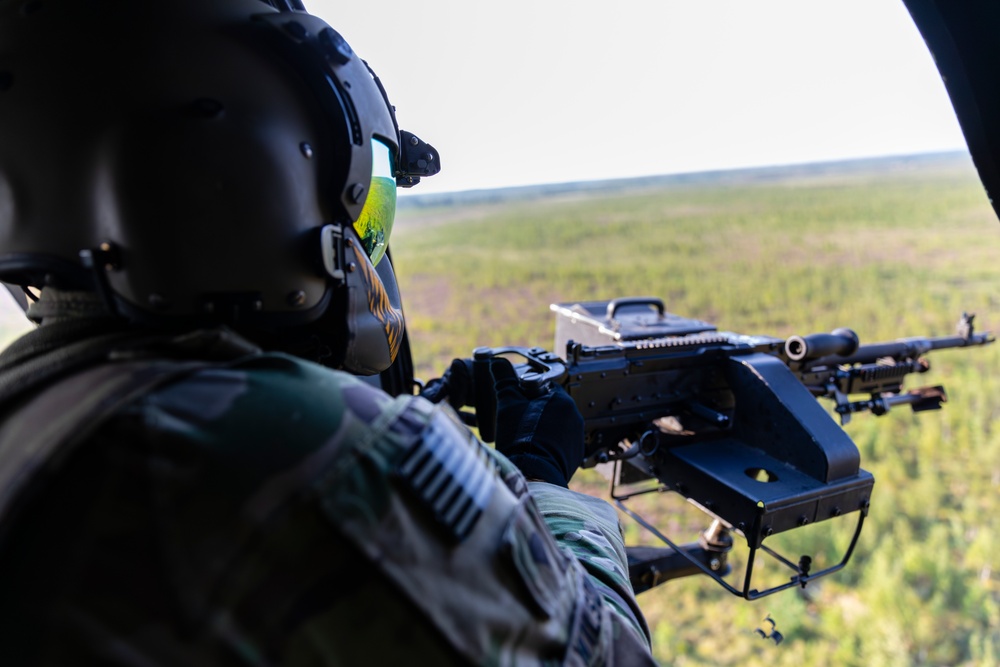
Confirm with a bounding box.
[78,242,122,318]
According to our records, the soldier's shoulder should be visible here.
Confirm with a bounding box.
[152,351,390,417]
[115,352,404,468]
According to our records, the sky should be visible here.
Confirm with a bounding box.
[309,0,968,195]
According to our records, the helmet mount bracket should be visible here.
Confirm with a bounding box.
[79,242,122,318]
[319,224,346,282]
[396,131,440,187]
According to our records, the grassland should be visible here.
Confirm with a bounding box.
[0,152,994,665]
[393,152,1000,666]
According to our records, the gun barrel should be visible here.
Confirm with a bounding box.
[808,331,993,368]
[785,328,859,362]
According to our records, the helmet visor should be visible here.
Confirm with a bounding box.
[353,138,397,266]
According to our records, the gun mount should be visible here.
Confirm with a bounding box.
[434,297,993,599]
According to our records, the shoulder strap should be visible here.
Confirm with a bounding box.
[0,326,259,538]
[0,325,144,405]
[0,323,259,407]
[0,358,208,531]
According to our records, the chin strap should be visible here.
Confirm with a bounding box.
[78,242,122,318]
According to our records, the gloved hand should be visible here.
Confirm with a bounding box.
[420,358,474,411]
[490,357,585,487]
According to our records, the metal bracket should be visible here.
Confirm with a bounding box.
[319,224,346,281]
[611,463,868,599]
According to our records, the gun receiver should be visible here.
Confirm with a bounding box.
[461,298,993,598]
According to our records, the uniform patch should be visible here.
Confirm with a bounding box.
[570,575,603,666]
[396,410,498,541]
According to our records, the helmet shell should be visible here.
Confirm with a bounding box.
[0,0,399,325]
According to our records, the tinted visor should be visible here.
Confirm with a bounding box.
[353,138,397,266]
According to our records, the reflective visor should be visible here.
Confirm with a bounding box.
[353,138,397,266]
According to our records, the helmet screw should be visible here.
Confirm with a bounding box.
[300,142,314,159]
[347,262,357,273]
[319,27,353,65]
[349,183,366,203]
[287,290,306,307]
[409,135,420,146]
[0,72,12,92]
[96,241,121,271]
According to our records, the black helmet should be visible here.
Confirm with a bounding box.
[0,0,439,373]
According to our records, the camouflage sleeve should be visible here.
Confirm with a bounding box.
[61,353,656,665]
[526,480,652,647]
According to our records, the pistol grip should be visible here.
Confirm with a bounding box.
[472,350,498,443]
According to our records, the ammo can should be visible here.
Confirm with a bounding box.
[549,296,716,356]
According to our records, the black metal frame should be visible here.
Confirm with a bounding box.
[611,462,869,599]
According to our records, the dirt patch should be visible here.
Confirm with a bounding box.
[401,274,456,320]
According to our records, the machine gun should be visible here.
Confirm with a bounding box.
[431,297,993,599]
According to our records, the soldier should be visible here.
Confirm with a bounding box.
[0,0,654,664]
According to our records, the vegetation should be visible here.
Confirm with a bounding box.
[393,152,1000,666]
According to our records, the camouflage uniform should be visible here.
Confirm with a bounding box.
[0,320,655,666]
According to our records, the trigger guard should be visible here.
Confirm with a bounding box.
[473,346,568,394]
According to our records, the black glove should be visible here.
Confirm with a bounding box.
[420,358,474,411]
[490,357,585,487]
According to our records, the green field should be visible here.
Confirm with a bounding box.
[393,152,1000,666]
[0,152,995,665]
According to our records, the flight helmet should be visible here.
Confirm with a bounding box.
[0,0,439,373]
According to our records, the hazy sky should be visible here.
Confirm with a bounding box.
[309,0,967,195]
